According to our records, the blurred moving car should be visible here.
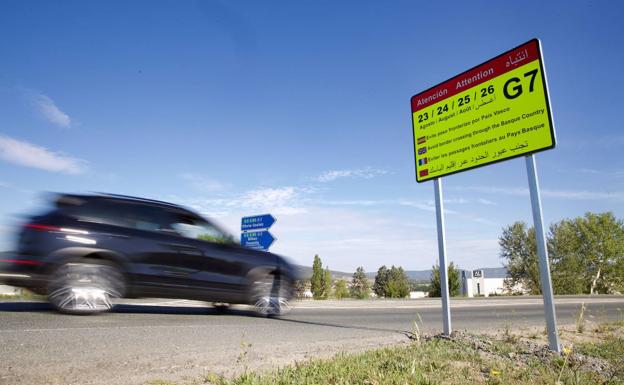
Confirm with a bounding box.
[0,193,296,315]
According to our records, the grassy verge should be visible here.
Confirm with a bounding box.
[0,290,45,301]
[147,320,624,385]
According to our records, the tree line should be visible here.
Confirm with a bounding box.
[303,256,414,299]
[302,255,448,299]
[426,212,624,297]
[501,212,624,295]
[305,254,371,299]
[300,212,623,300]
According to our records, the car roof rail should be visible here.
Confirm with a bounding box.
[91,192,184,209]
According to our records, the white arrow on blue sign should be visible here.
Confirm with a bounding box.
[241,230,276,251]
[241,214,276,231]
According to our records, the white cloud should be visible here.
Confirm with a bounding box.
[212,205,500,272]
[311,198,465,214]
[170,186,503,271]
[443,198,468,204]
[399,199,459,215]
[30,92,71,128]
[578,168,624,178]
[318,199,382,206]
[238,187,307,214]
[542,190,624,200]
[180,173,225,192]
[241,186,296,208]
[0,134,87,174]
[477,198,497,205]
[179,186,307,219]
[456,185,624,201]
[316,167,388,182]
[455,186,529,196]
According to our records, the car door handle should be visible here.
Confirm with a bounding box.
[160,243,203,255]
[161,242,196,249]
[108,234,131,239]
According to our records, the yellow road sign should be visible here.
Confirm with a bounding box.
[411,39,556,182]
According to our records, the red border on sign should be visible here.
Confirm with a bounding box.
[411,40,539,112]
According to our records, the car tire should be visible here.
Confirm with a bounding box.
[47,259,125,315]
[248,270,293,317]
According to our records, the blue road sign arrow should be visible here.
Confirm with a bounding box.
[241,214,276,231]
[240,230,276,251]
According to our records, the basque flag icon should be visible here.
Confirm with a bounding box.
[417,147,427,155]
[419,169,429,177]
[418,158,428,166]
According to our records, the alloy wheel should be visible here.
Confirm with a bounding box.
[48,261,124,314]
[249,272,292,316]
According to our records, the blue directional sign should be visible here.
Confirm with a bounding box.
[241,230,276,251]
[241,214,276,231]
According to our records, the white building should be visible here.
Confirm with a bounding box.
[409,291,428,299]
[460,269,509,297]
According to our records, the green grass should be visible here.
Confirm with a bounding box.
[195,339,615,385]
[205,340,483,385]
[0,290,45,300]
[145,322,624,385]
[576,336,624,365]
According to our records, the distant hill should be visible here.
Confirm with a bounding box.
[365,269,433,281]
[294,265,353,281]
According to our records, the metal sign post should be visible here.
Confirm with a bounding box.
[434,178,452,336]
[526,154,561,352]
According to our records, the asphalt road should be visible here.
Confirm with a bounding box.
[0,296,623,385]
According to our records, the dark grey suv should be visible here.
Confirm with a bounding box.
[0,193,296,315]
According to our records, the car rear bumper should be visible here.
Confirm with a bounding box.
[0,255,46,290]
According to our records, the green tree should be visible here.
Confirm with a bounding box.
[334,279,349,299]
[386,266,410,298]
[311,255,324,299]
[549,212,624,294]
[501,213,624,295]
[429,262,460,297]
[322,267,332,299]
[548,220,586,294]
[499,222,541,294]
[350,266,370,299]
[373,265,389,297]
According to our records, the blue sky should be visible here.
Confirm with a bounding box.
[1,0,623,273]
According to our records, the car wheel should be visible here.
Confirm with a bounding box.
[248,271,293,317]
[47,259,124,315]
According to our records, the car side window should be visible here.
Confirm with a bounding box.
[127,205,165,231]
[68,200,131,227]
[168,215,233,244]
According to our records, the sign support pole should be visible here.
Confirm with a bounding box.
[434,177,452,336]
[526,154,561,352]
